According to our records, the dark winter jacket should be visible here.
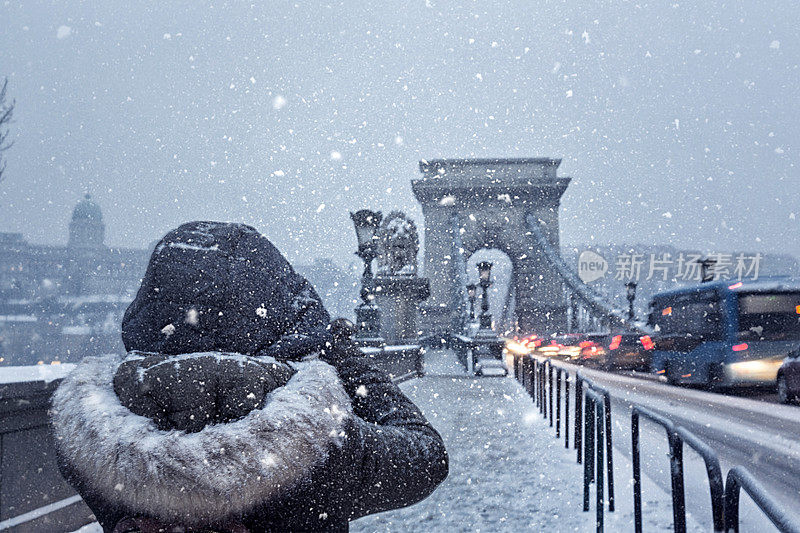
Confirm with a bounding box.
[50,222,448,532]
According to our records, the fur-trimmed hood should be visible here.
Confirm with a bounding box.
[51,353,352,527]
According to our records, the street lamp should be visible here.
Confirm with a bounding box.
[626,280,637,321]
[350,209,383,340]
[350,209,382,288]
[466,283,477,321]
[477,261,493,329]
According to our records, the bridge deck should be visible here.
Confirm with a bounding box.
[351,350,696,532]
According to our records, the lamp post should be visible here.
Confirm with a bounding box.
[466,283,477,321]
[350,209,383,340]
[626,280,637,321]
[477,261,493,329]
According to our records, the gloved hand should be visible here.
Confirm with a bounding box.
[114,353,295,433]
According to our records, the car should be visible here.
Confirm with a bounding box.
[604,333,655,371]
[777,346,800,403]
[543,333,585,360]
[541,332,609,363]
[573,333,614,366]
[577,338,608,366]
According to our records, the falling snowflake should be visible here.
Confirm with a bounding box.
[272,95,287,110]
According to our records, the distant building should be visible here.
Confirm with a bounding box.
[0,197,358,365]
[0,195,150,365]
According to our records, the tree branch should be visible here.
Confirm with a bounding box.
[0,77,16,184]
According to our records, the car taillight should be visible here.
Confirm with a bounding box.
[609,335,622,350]
[732,343,748,352]
[579,340,592,348]
[640,335,655,350]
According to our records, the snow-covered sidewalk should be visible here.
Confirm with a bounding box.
[75,350,699,532]
[352,350,701,532]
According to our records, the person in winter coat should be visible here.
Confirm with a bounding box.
[50,221,448,532]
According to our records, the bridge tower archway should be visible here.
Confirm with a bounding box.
[412,158,572,337]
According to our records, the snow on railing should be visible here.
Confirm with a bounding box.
[0,363,75,384]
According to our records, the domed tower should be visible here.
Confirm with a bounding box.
[68,194,106,249]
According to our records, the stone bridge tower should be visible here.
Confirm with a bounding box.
[412,158,571,337]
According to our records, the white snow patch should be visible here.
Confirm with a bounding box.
[160,324,175,336]
[185,308,199,326]
[162,242,220,253]
[330,151,342,161]
[770,40,780,50]
[56,25,72,39]
[0,364,75,384]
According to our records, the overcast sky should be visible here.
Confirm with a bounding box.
[1,1,798,267]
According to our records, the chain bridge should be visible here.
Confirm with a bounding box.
[411,158,634,337]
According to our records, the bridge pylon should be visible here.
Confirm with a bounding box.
[412,158,571,338]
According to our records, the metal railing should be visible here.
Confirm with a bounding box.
[512,351,800,533]
[514,354,615,531]
[725,467,800,533]
[631,405,686,532]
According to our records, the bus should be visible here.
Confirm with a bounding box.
[648,279,800,387]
